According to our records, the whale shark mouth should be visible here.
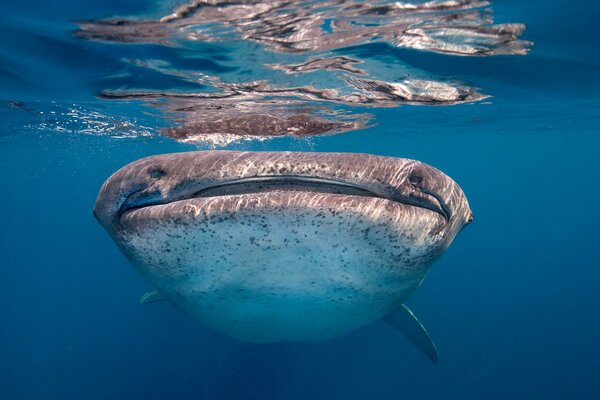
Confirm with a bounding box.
[192,176,386,199]
[120,175,451,223]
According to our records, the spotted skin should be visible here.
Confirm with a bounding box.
[94,151,472,342]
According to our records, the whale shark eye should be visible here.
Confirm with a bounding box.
[408,174,422,186]
[149,168,166,181]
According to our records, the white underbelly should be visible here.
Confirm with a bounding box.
[119,193,443,341]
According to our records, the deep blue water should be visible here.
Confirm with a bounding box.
[1,1,599,399]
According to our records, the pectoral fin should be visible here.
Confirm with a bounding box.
[383,304,439,363]
[139,290,166,304]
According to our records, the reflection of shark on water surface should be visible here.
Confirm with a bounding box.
[75,0,531,145]
[75,0,530,56]
[94,151,473,362]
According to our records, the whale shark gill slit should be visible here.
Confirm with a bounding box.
[118,176,450,223]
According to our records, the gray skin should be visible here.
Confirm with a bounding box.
[94,151,472,348]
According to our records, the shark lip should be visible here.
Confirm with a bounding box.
[190,176,451,221]
[119,175,450,224]
[192,176,387,199]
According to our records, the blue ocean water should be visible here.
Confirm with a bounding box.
[1,1,599,399]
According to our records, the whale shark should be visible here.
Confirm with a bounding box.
[94,151,473,362]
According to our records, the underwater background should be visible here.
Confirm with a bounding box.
[1,0,599,399]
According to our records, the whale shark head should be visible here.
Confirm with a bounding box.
[94,151,472,250]
[94,151,472,343]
